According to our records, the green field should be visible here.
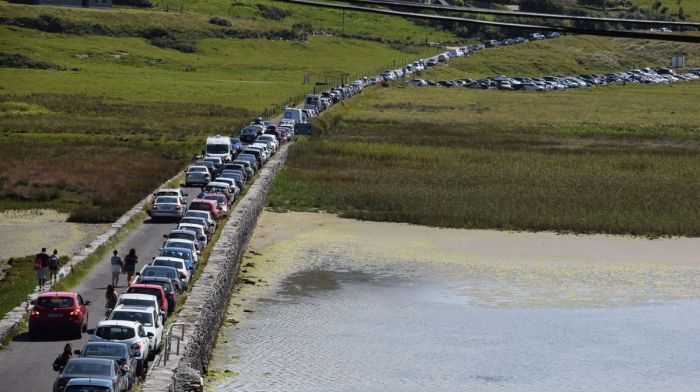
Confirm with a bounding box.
[268,82,700,236]
[422,35,700,80]
[0,1,439,221]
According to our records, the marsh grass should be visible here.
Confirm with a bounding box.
[269,84,700,237]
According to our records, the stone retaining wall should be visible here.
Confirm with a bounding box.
[0,171,183,347]
[142,145,290,391]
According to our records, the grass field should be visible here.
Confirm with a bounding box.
[0,1,435,222]
[268,82,700,237]
[421,35,700,80]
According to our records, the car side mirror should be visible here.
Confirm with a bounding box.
[85,301,92,306]
[200,236,206,241]
[147,332,154,338]
[74,350,81,355]
[162,235,168,239]
[188,266,194,270]
[135,272,141,276]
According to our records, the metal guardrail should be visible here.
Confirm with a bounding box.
[160,322,186,367]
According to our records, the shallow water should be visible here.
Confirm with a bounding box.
[207,212,700,391]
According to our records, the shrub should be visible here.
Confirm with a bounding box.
[256,4,292,21]
[209,16,232,27]
[113,0,154,7]
[0,52,66,71]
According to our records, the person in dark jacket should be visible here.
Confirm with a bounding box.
[53,343,72,372]
[35,247,50,291]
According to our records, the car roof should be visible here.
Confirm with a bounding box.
[169,229,196,235]
[119,293,158,300]
[156,188,181,193]
[201,193,226,199]
[191,199,216,205]
[206,182,229,187]
[162,247,192,253]
[67,357,115,365]
[164,239,197,245]
[37,291,77,298]
[96,319,142,328]
[128,284,165,291]
[153,256,187,263]
[187,165,208,169]
[112,305,156,314]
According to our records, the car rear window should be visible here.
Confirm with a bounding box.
[117,298,154,308]
[170,233,195,241]
[64,362,112,376]
[204,196,226,204]
[189,202,212,211]
[37,297,74,308]
[111,311,153,327]
[154,259,185,269]
[156,196,178,204]
[84,345,125,358]
[95,326,135,340]
[128,288,162,304]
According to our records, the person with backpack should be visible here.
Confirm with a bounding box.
[123,248,139,285]
[35,247,50,291]
[48,249,60,284]
[110,250,124,288]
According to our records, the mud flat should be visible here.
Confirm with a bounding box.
[207,211,700,391]
[0,209,109,261]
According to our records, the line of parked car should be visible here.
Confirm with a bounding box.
[407,67,700,91]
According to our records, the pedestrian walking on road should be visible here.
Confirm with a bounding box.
[110,250,124,288]
[124,248,139,285]
[48,249,60,284]
[35,247,50,291]
[53,343,72,372]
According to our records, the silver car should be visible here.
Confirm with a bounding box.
[185,165,211,186]
[150,196,185,221]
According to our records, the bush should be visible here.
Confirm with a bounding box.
[209,16,232,27]
[112,0,154,7]
[256,4,292,21]
[0,52,66,70]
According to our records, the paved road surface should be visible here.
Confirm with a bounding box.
[0,187,199,391]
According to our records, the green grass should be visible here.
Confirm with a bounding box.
[421,35,700,80]
[631,0,700,21]
[268,82,700,237]
[0,256,48,318]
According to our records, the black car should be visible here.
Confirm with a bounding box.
[240,126,261,144]
[236,155,259,172]
[225,163,252,180]
[232,160,255,177]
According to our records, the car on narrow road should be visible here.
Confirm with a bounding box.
[64,377,118,392]
[53,357,128,392]
[184,165,211,187]
[29,291,92,339]
[108,305,163,360]
[188,199,223,222]
[115,293,165,323]
[137,265,185,293]
[162,238,201,262]
[126,284,169,318]
[89,320,151,376]
[137,277,177,316]
[152,256,192,288]
[76,341,138,388]
[150,195,186,221]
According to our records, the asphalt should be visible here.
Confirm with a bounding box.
[0,188,200,391]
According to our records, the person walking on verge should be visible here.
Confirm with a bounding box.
[35,247,50,291]
[53,343,73,372]
[124,248,138,285]
[48,249,60,284]
[105,284,118,316]
[110,250,124,288]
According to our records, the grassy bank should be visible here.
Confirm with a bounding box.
[268,83,700,236]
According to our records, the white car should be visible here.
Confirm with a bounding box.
[256,135,279,150]
[185,165,211,187]
[151,257,191,290]
[183,210,216,234]
[108,305,163,360]
[152,188,187,204]
[89,320,151,374]
[115,293,164,324]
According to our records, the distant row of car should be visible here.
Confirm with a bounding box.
[407,67,700,91]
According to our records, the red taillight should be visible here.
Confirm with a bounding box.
[131,342,141,350]
[152,205,157,210]
[176,205,181,210]
[30,310,40,318]
[69,310,81,317]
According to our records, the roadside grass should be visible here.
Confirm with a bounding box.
[0,255,58,318]
[268,83,700,237]
[420,35,700,80]
[630,0,700,22]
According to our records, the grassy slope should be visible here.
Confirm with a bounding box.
[631,0,700,21]
[421,35,700,80]
[268,82,700,236]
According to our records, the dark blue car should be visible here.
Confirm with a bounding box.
[230,137,243,156]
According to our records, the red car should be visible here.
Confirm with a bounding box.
[201,193,229,216]
[189,198,223,220]
[29,291,91,339]
[127,284,169,318]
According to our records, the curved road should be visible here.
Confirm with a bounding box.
[0,188,199,391]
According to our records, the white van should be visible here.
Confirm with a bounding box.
[205,135,232,162]
[282,108,307,124]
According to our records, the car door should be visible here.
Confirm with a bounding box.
[77,294,87,324]
[138,325,150,359]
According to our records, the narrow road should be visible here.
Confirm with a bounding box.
[0,188,199,391]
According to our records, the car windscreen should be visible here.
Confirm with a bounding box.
[165,241,193,250]
[170,232,195,241]
[142,268,176,279]
[241,127,257,135]
[180,218,205,226]
[37,297,74,308]
[111,310,154,327]
[84,344,126,359]
[95,326,135,340]
[203,195,226,205]
[188,167,207,173]
[65,385,111,392]
[156,196,178,204]
[206,144,229,154]
[64,362,112,376]
[140,280,172,293]
[185,211,208,220]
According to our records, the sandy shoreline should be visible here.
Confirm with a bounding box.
[0,209,110,261]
